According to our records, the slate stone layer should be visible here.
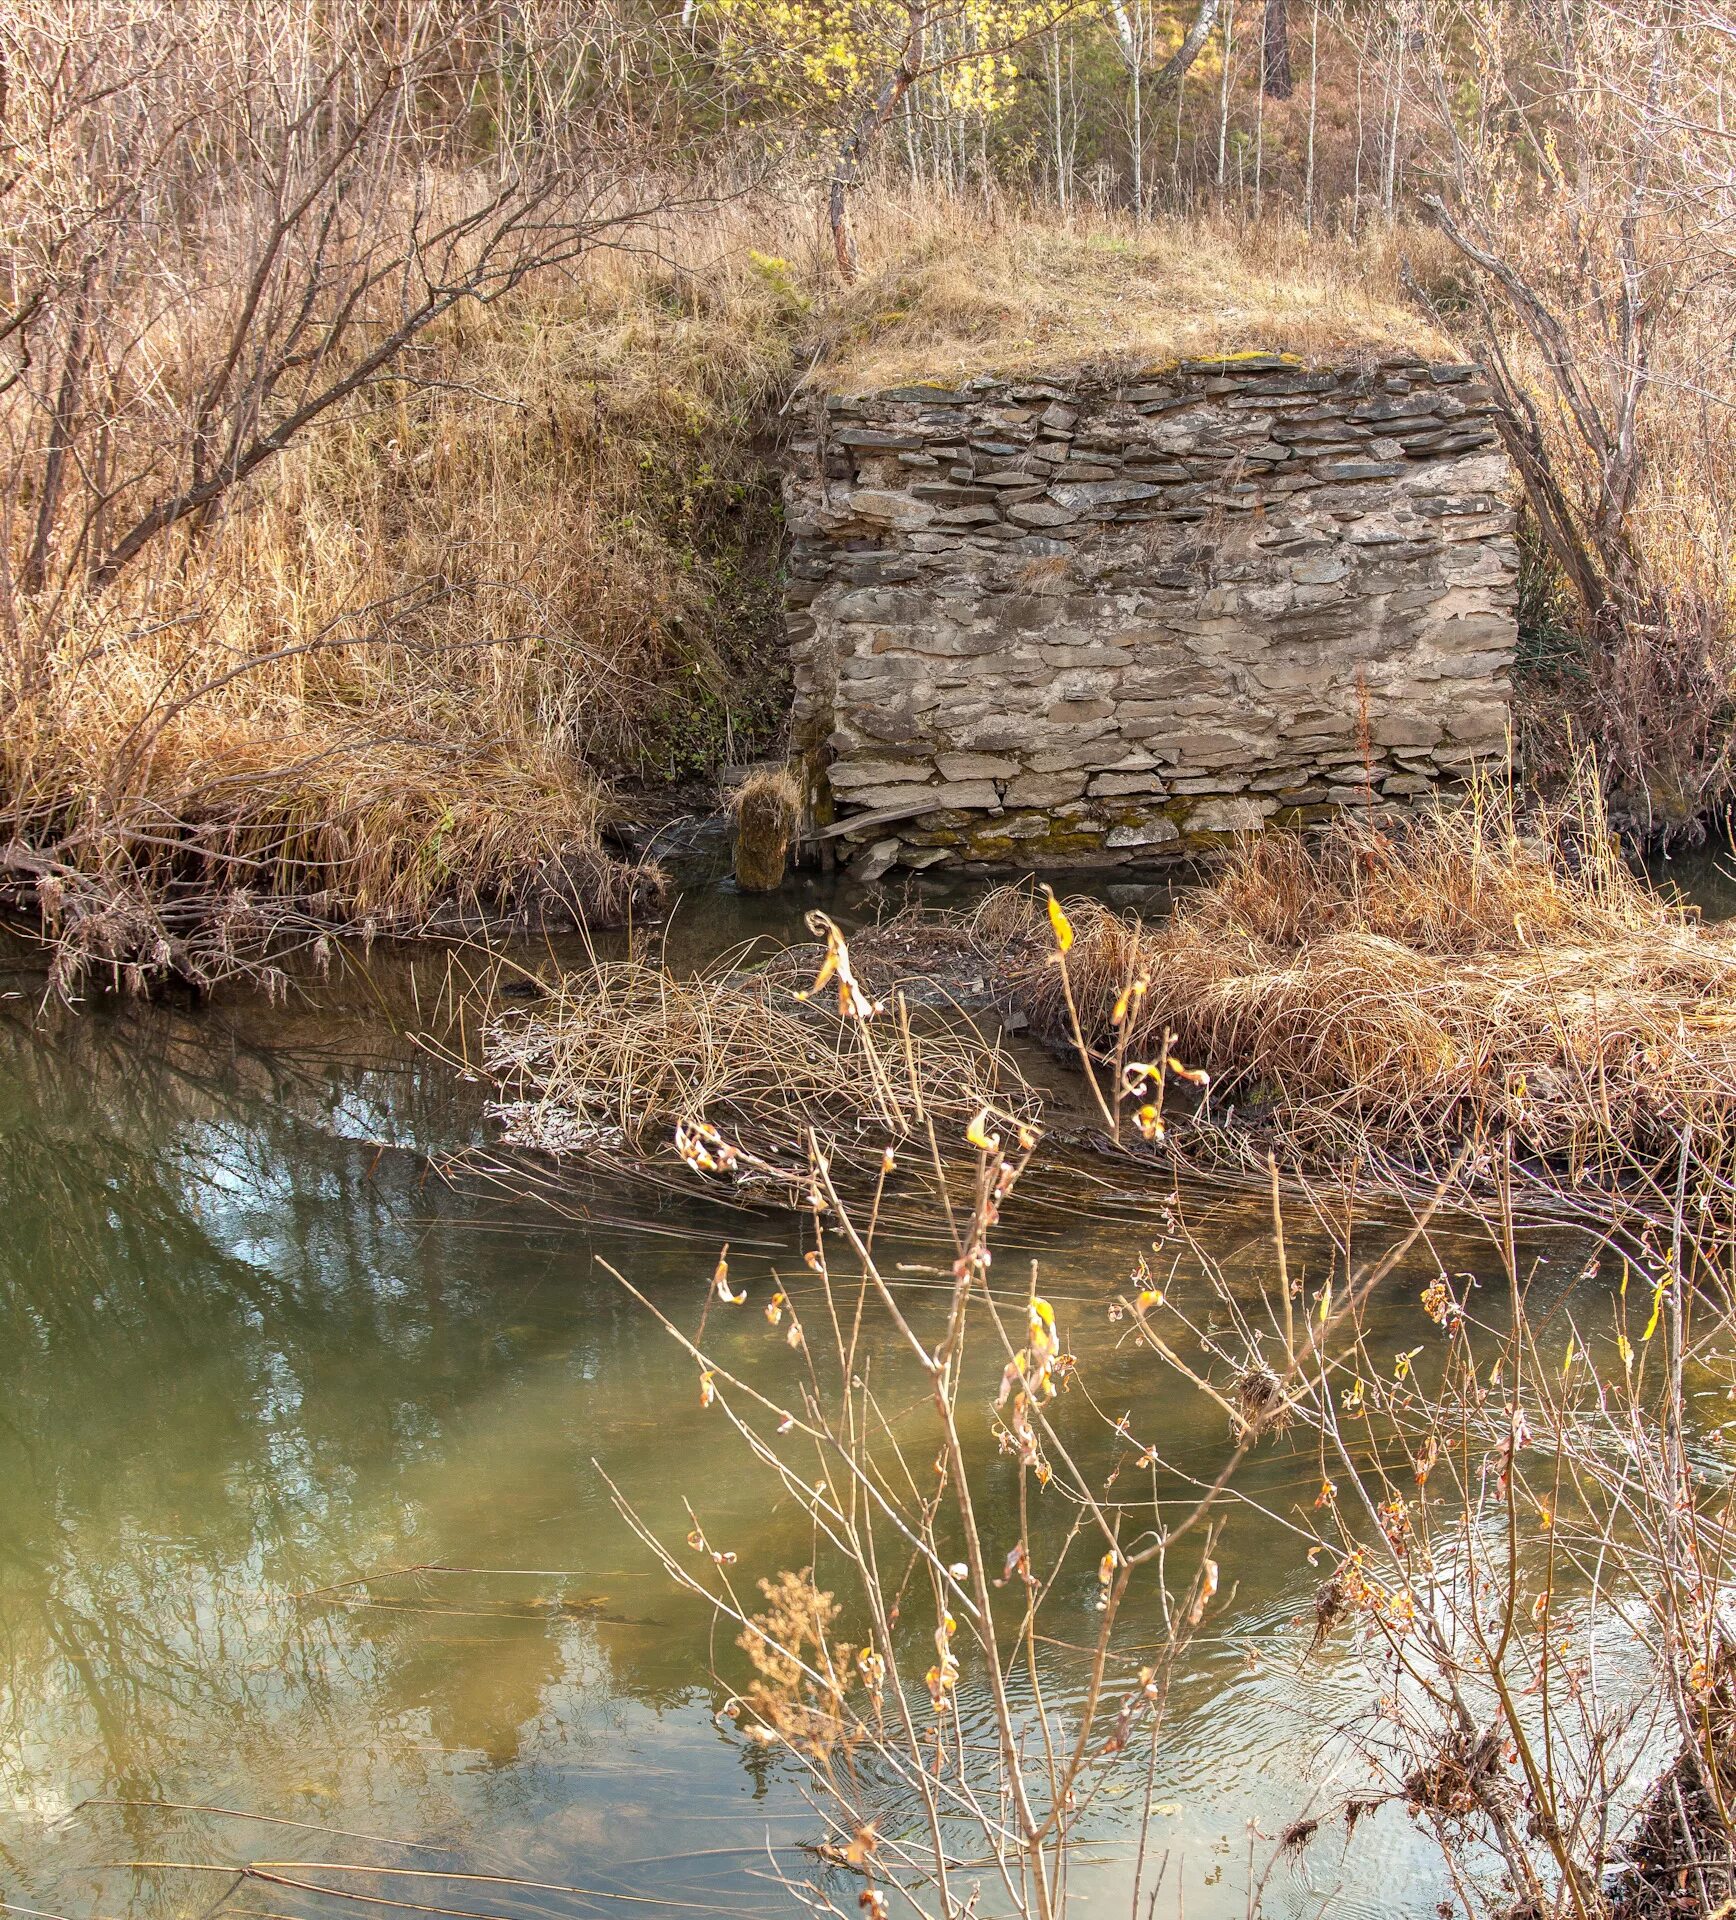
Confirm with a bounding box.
[781,352,1517,870]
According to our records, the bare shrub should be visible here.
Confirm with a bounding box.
[1139,1137,1736,1919]
[1400,0,1736,827]
[0,0,696,606]
[0,0,782,988]
[589,972,1240,1920]
[571,889,1736,1920]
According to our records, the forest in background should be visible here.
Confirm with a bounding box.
[1,0,1733,988]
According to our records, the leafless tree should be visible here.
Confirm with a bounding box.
[0,0,712,633]
[1402,0,1736,818]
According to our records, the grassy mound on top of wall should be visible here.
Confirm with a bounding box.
[811,203,1460,391]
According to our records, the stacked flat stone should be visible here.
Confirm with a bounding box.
[781,351,1517,871]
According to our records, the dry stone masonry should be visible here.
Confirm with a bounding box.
[781,352,1518,873]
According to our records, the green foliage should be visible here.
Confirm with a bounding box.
[1512,519,1587,684]
[747,251,812,318]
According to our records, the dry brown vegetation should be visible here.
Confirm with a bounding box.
[0,0,807,988]
[810,202,1454,389]
[970,770,1736,1209]
[6,0,1735,1000]
[0,166,1471,991]
[1390,0,1736,832]
[1,222,802,987]
[483,915,1037,1197]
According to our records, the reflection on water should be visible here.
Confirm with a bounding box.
[0,916,1592,1920]
[1644,835,1736,923]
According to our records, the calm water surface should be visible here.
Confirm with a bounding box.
[0,873,1610,1920]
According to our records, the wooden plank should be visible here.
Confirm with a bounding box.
[808,799,940,841]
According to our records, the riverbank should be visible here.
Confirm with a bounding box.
[471,767,1736,1238]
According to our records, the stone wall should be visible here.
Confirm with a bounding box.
[781,352,1518,872]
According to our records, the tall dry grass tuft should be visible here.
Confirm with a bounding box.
[986,767,1736,1208]
[483,914,1036,1198]
[730,765,804,892]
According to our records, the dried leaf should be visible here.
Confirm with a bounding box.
[844,1824,879,1867]
[712,1246,744,1304]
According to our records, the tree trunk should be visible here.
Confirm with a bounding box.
[1262,0,1293,99]
[21,270,92,598]
[828,2,928,282]
[1152,0,1221,90]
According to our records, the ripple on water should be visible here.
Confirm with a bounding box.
[0,934,1608,1920]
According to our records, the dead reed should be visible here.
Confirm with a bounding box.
[483,918,1036,1199]
[979,769,1736,1210]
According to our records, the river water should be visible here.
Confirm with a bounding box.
[0,853,1694,1920]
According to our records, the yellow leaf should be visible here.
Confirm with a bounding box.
[1043,886,1074,954]
[711,1247,744,1304]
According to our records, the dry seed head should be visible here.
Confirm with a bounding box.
[1235,1360,1292,1437]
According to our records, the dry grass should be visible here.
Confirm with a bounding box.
[484,933,1036,1197]
[812,202,1460,391]
[730,765,803,893]
[979,769,1736,1200]
[1,213,804,983]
